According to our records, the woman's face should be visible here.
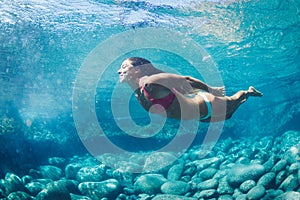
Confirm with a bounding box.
[118,60,137,83]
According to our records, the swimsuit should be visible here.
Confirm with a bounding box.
[138,86,212,119]
[141,85,176,113]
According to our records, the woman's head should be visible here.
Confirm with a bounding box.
[118,57,162,83]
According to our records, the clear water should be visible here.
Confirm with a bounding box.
[0,0,299,173]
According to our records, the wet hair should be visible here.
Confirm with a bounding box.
[128,57,151,68]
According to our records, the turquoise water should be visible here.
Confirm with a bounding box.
[0,0,300,199]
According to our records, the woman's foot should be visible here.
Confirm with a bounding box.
[248,86,263,97]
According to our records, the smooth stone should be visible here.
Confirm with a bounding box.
[271,160,287,173]
[275,170,287,186]
[189,177,202,190]
[262,189,284,200]
[189,157,221,171]
[48,157,67,168]
[28,169,42,179]
[246,185,265,200]
[275,191,300,200]
[78,179,121,200]
[70,193,92,200]
[226,164,266,187]
[183,163,197,176]
[112,169,133,187]
[218,194,233,200]
[236,157,250,165]
[4,173,26,194]
[40,165,62,181]
[217,176,233,195]
[36,182,71,200]
[143,152,177,173]
[161,181,190,195]
[219,137,233,153]
[7,191,33,200]
[257,172,276,189]
[25,182,45,196]
[289,162,300,174]
[239,180,256,193]
[76,165,106,182]
[65,163,83,179]
[263,156,277,172]
[235,194,247,200]
[279,174,299,191]
[152,194,197,200]
[197,178,218,190]
[167,164,184,181]
[198,168,218,180]
[21,176,33,185]
[134,174,167,195]
[193,189,216,198]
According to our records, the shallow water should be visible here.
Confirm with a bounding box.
[0,0,300,199]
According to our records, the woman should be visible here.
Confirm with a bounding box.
[118,57,263,122]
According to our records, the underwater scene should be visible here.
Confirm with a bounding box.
[1,0,300,199]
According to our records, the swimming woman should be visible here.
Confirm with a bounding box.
[118,57,263,122]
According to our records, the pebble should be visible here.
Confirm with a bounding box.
[257,172,275,189]
[76,165,106,182]
[226,164,265,187]
[65,163,83,179]
[193,189,216,199]
[271,160,287,173]
[197,178,218,190]
[161,181,190,195]
[167,164,184,181]
[217,176,233,195]
[48,157,67,169]
[112,168,133,187]
[239,180,256,193]
[279,174,299,191]
[7,191,33,200]
[152,194,197,200]
[143,152,177,173]
[78,179,121,200]
[25,181,45,196]
[134,174,167,195]
[275,170,287,186]
[40,165,62,181]
[275,191,300,200]
[4,173,26,195]
[246,185,265,200]
[36,181,71,200]
[198,168,218,180]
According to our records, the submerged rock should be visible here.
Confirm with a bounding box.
[161,181,190,195]
[167,164,184,181]
[246,185,265,200]
[25,181,45,196]
[65,163,83,180]
[226,164,265,187]
[78,179,121,200]
[7,191,33,200]
[40,165,62,181]
[152,194,197,200]
[143,152,177,173]
[4,173,26,195]
[76,165,106,182]
[239,180,256,193]
[134,174,167,195]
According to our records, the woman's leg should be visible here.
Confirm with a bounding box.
[225,86,263,119]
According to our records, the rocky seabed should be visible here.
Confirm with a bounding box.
[1,130,300,200]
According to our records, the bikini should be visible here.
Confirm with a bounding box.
[138,86,212,120]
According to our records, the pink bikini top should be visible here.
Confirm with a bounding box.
[141,85,176,113]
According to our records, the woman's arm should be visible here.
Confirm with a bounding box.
[185,76,225,96]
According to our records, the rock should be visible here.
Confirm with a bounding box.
[262,189,284,200]
[198,168,218,180]
[40,165,62,181]
[161,181,190,195]
[226,164,266,187]
[236,157,250,165]
[275,191,300,200]
[21,176,33,185]
[65,163,83,179]
[48,157,67,169]
[4,173,26,194]
[246,185,265,200]
[217,176,233,195]
[167,164,184,181]
[279,174,299,191]
[143,152,177,173]
[235,194,247,200]
[78,179,121,200]
[76,165,106,182]
[189,157,221,171]
[289,162,300,174]
[271,160,287,173]
[239,180,256,193]
[152,194,197,200]
[263,156,277,172]
[70,193,92,200]
[197,178,218,190]
[36,182,71,200]
[112,169,133,187]
[219,194,234,200]
[183,163,197,176]
[134,174,167,195]
[193,189,216,199]
[257,172,276,189]
[7,191,33,200]
[275,170,287,187]
[25,182,45,196]
[28,169,42,179]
